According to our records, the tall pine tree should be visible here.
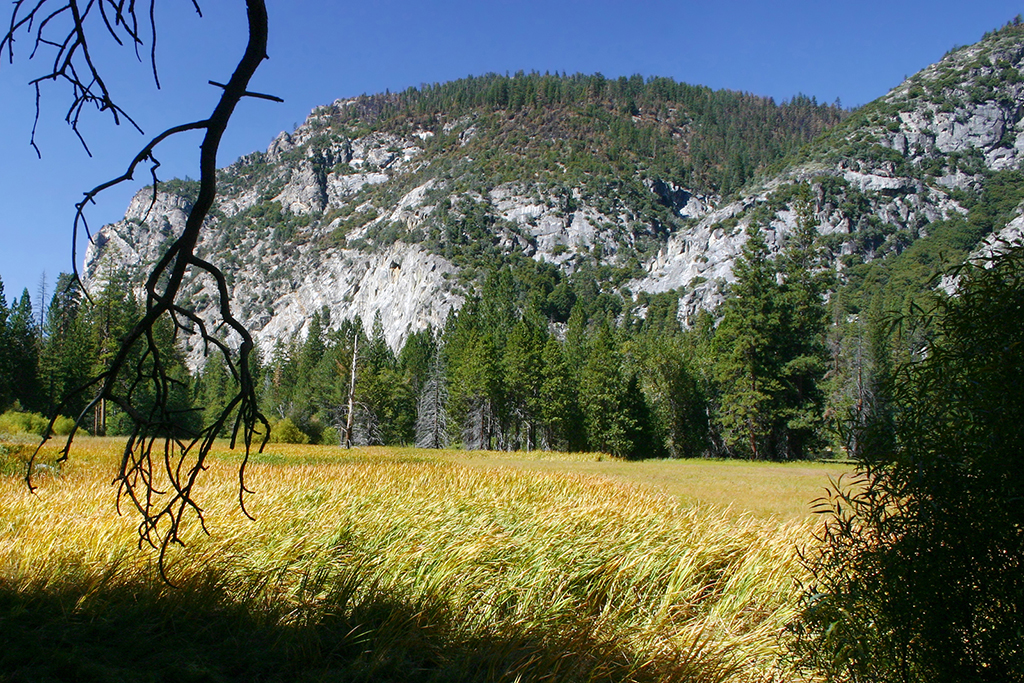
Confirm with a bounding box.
[712,224,784,459]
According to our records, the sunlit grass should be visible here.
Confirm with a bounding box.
[0,437,825,682]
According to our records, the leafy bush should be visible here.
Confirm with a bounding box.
[0,411,78,437]
[319,425,340,445]
[791,243,1024,682]
[269,417,310,445]
[0,410,52,437]
[51,415,76,436]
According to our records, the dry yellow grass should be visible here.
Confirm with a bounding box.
[427,452,849,521]
[0,437,823,682]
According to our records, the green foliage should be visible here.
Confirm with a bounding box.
[792,244,1024,682]
[839,168,1024,318]
[0,410,73,437]
[269,417,310,444]
[712,225,784,459]
[51,414,75,436]
[38,273,93,419]
[0,276,12,412]
[0,410,49,436]
[4,289,41,413]
[712,217,830,460]
[154,177,200,205]
[637,319,714,459]
[314,71,845,203]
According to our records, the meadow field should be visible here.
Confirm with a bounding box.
[0,437,848,682]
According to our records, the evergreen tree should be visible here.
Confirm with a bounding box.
[38,273,94,419]
[264,338,300,420]
[502,317,546,450]
[643,333,712,458]
[579,324,647,457]
[415,347,450,449]
[825,291,891,459]
[0,276,10,409]
[89,272,143,435]
[775,205,831,459]
[290,307,332,440]
[537,336,582,451]
[399,328,437,399]
[712,225,784,459]
[6,289,41,412]
[453,330,501,450]
[195,354,233,435]
[348,314,415,446]
[619,371,663,459]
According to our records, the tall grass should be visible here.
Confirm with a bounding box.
[0,439,813,682]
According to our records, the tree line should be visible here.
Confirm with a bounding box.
[5,206,979,471]
[0,271,193,437]
[3,215,1020,683]
[1,215,898,462]
[317,71,847,198]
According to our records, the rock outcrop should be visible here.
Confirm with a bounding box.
[84,25,1024,365]
[638,26,1024,311]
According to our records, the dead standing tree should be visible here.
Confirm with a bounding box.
[2,0,277,577]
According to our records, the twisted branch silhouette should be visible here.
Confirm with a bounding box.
[4,0,278,581]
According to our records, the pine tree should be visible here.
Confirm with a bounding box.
[0,276,11,409]
[399,328,437,399]
[196,355,233,435]
[538,337,582,451]
[345,313,415,446]
[88,271,142,435]
[503,317,546,450]
[776,204,831,459]
[415,348,450,449]
[454,330,501,450]
[7,289,41,412]
[712,224,784,459]
[579,324,638,457]
[643,334,712,458]
[38,273,94,420]
[826,291,891,459]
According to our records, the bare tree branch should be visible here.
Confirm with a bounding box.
[6,0,277,582]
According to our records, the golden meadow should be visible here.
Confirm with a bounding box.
[0,437,847,682]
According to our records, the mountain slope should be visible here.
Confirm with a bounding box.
[84,73,843,359]
[84,23,1024,361]
[641,21,1024,316]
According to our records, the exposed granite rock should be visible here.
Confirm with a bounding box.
[84,28,1024,360]
[635,28,1024,321]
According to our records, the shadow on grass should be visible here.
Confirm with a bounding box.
[0,561,735,683]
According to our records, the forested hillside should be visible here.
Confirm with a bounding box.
[5,23,1024,461]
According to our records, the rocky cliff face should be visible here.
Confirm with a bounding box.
[84,25,1024,365]
[638,24,1024,309]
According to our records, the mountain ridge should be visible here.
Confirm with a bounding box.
[84,24,1024,363]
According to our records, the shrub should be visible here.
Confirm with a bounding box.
[319,425,340,445]
[269,418,310,445]
[51,415,76,436]
[791,243,1024,682]
[0,410,52,437]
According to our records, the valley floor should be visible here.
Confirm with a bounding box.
[0,437,846,682]
[418,450,850,521]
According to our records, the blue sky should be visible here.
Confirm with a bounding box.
[0,0,1021,303]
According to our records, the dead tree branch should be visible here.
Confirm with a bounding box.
[5,0,276,582]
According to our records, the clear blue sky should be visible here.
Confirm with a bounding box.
[0,0,1020,304]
